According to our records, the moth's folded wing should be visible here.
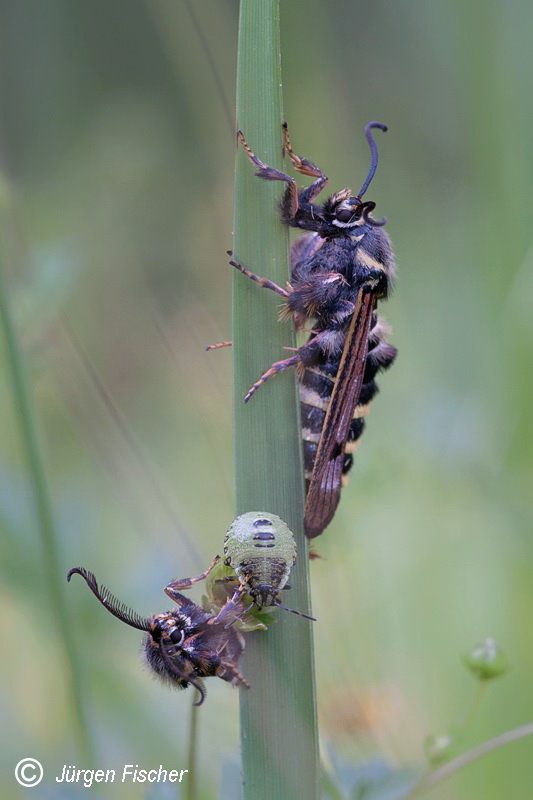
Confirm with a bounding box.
[304,289,375,538]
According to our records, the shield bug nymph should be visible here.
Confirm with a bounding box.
[216,512,315,622]
[67,560,249,705]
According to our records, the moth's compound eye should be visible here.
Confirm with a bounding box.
[170,628,185,646]
[150,621,163,642]
[335,207,355,223]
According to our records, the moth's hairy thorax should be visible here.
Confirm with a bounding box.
[289,228,394,331]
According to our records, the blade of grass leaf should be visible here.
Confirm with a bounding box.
[233,2,320,799]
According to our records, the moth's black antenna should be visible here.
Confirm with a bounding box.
[357,121,388,199]
[67,567,152,632]
[276,602,316,622]
[159,639,207,706]
[189,678,206,707]
[362,201,387,228]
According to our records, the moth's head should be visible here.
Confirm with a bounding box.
[144,638,207,705]
[67,566,208,704]
[145,612,207,704]
[146,612,190,676]
[149,612,186,647]
[324,191,383,234]
[322,122,388,237]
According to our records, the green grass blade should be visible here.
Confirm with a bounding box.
[233,2,320,798]
[0,243,95,764]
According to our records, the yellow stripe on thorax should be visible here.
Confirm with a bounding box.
[358,248,386,272]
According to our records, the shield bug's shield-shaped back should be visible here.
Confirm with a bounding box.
[219,511,315,622]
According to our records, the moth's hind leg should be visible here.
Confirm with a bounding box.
[217,662,250,689]
[282,122,328,203]
[243,328,339,403]
[244,354,300,403]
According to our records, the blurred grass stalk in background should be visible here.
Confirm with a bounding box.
[0,205,94,764]
[232,2,319,799]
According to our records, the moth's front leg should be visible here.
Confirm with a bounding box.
[164,555,220,604]
[238,126,327,227]
[237,130,300,219]
[282,122,329,203]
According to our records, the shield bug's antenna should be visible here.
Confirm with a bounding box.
[356,121,388,199]
[276,602,316,622]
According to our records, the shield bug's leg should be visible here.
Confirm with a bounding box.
[164,555,220,602]
[282,122,329,203]
[237,130,300,219]
[228,254,289,299]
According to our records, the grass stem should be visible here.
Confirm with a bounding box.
[233,2,319,798]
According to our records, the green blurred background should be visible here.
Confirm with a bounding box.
[1,1,532,798]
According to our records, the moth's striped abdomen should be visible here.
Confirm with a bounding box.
[301,313,396,490]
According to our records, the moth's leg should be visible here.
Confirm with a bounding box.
[244,354,300,403]
[205,340,232,352]
[165,555,220,602]
[209,583,248,626]
[213,575,240,602]
[243,328,340,403]
[283,122,329,203]
[217,662,250,688]
[228,253,289,299]
[161,590,190,608]
[237,130,300,219]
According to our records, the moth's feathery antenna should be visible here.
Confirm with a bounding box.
[67,567,152,632]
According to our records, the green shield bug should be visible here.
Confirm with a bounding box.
[219,512,315,623]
